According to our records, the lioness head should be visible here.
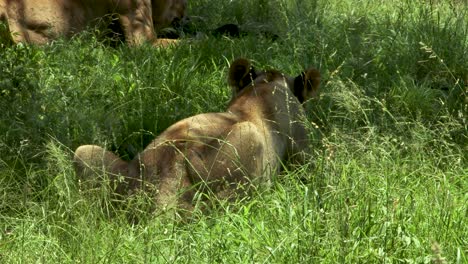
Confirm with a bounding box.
[152,0,187,31]
[228,58,321,104]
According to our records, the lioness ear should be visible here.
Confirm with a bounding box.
[293,68,321,103]
[228,58,257,95]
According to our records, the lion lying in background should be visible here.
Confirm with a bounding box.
[74,58,321,212]
[0,0,186,46]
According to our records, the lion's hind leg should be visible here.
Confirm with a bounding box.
[73,145,130,194]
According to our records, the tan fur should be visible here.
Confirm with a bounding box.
[0,0,186,46]
[73,58,321,212]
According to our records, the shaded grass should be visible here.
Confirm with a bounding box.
[0,0,467,263]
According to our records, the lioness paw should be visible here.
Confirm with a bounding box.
[73,145,130,193]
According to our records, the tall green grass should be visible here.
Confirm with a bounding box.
[0,0,466,262]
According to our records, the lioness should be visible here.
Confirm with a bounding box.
[0,0,186,46]
[74,58,320,211]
